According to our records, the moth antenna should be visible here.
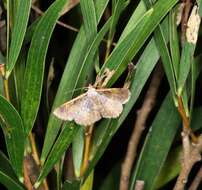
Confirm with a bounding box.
[64,86,89,95]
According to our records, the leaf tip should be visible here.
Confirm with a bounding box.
[34,181,41,189]
[19,176,24,183]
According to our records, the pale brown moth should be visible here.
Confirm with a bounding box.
[53,86,131,126]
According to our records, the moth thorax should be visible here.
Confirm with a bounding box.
[87,87,98,97]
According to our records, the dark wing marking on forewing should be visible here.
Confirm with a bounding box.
[96,88,130,104]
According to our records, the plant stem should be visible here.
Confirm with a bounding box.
[80,125,94,176]
[177,97,197,143]
[29,133,49,190]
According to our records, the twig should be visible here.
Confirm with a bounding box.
[173,95,201,190]
[119,64,164,190]
[189,166,202,190]
[134,180,145,190]
[31,4,79,32]
[80,125,94,176]
[31,3,117,47]
[29,134,49,190]
[23,158,33,190]
[173,135,202,190]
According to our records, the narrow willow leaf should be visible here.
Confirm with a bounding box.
[85,34,166,180]
[98,163,120,190]
[100,0,178,87]
[130,94,180,190]
[72,18,112,93]
[6,0,31,77]
[41,0,110,163]
[99,9,153,86]
[72,127,84,177]
[144,0,177,103]
[177,42,195,95]
[35,125,79,188]
[13,50,26,109]
[80,0,97,42]
[0,151,25,190]
[118,1,147,42]
[154,23,177,101]
[21,0,70,135]
[154,146,181,189]
[0,95,24,180]
[39,18,111,185]
[84,0,173,179]
[81,171,94,190]
[106,0,129,53]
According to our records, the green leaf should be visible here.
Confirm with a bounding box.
[21,0,70,135]
[72,127,85,177]
[85,34,165,180]
[12,50,26,110]
[154,146,181,189]
[80,171,94,190]
[35,124,79,188]
[6,0,31,77]
[41,0,110,163]
[0,151,25,190]
[105,0,129,55]
[38,17,111,185]
[177,42,195,95]
[98,163,120,190]
[154,21,177,102]
[0,95,24,180]
[198,0,202,16]
[84,0,173,179]
[80,0,97,41]
[118,1,147,42]
[62,180,80,190]
[99,0,178,87]
[130,93,180,190]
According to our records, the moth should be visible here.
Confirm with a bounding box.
[53,86,131,126]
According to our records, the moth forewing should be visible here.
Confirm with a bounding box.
[96,88,131,104]
[53,93,87,121]
[53,87,131,126]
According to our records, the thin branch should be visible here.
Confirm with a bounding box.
[188,166,202,190]
[31,3,117,47]
[24,153,48,190]
[173,135,202,190]
[119,64,164,190]
[31,4,79,32]
[80,125,94,176]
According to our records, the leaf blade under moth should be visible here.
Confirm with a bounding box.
[41,0,110,162]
